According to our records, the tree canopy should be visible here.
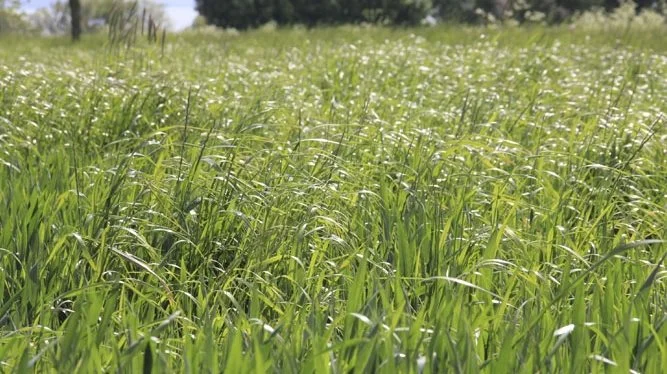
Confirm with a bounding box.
[195,0,434,29]
[194,0,666,29]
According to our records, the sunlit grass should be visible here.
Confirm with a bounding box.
[0,25,665,373]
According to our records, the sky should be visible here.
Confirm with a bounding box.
[23,0,198,30]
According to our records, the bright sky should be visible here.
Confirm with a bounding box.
[23,0,198,30]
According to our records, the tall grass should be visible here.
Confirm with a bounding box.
[0,25,665,372]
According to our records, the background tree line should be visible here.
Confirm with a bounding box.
[194,0,665,29]
[1,0,665,40]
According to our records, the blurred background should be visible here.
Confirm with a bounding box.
[0,1,665,39]
[20,0,196,30]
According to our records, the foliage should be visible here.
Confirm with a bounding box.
[432,0,667,24]
[573,0,667,29]
[190,14,208,29]
[190,0,667,28]
[0,26,666,372]
[0,0,30,34]
[195,0,433,29]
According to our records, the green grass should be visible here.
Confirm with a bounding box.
[0,25,665,373]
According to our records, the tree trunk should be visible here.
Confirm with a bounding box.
[69,0,82,41]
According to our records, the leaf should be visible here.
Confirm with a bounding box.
[514,239,665,347]
[635,250,667,296]
[143,342,153,374]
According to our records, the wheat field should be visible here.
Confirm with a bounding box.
[0,26,665,372]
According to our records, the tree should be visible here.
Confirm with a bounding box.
[383,0,433,24]
[69,0,81,40]
[0,0,31,34]
[194,0,665,28]
[28,5,69,35]
[195,0,432,29]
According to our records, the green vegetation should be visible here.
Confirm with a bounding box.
[193,0,667,29]
[0,26,665,372]
[194,0,432,29]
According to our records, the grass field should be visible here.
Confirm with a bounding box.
[0,25,666,373]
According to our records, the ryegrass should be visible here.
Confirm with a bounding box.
[0,25,665,373]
